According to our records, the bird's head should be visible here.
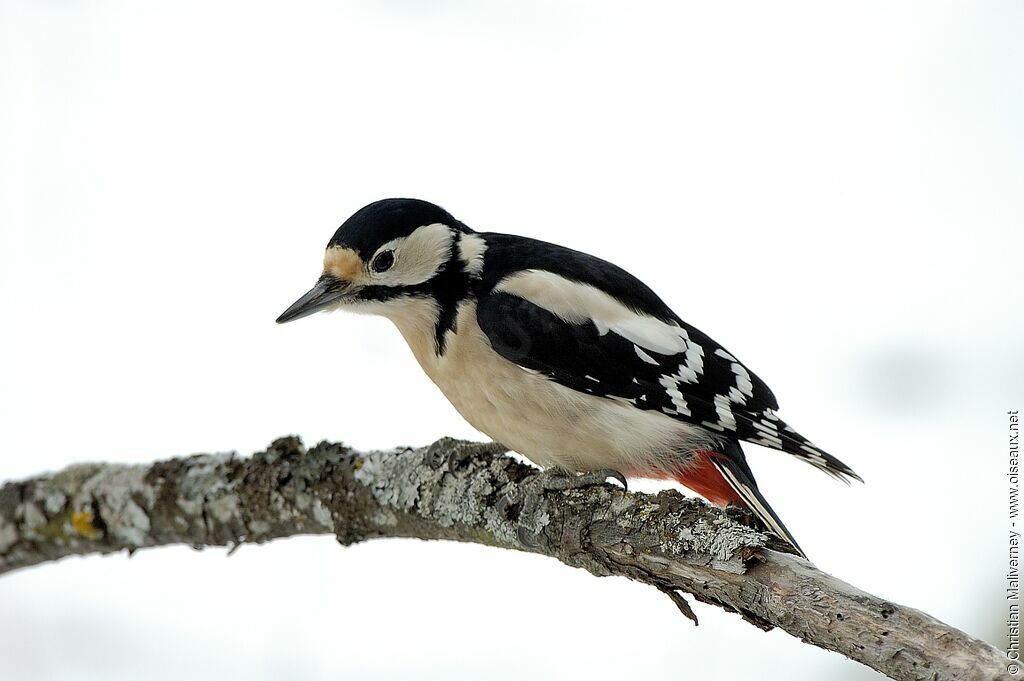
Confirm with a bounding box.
[276,198,477,325]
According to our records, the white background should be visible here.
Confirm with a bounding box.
[1,2,1020,679]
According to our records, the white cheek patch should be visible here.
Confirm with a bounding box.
[370,223,454,288]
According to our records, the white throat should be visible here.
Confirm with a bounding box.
[354,295,443,364]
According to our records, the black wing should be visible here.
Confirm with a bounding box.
[475,287,859,483]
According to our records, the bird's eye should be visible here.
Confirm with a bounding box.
[371,250,395,273]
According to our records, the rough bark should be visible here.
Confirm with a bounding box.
[0,437,1008,681]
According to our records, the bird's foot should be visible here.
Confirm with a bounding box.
[536,467,628,492]
[513,468,628,548]
[423,438,509,471]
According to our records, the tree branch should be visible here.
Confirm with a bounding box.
[0,437,1007,680]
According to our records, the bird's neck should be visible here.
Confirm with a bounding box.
[379,295,448,365]
[377,243,479,359]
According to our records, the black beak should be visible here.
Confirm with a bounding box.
[276,276,349,324]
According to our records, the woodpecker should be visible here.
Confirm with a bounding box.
[277,198,860,556]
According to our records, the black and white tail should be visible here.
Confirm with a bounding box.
[711,441,806,559]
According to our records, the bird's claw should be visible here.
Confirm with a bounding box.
[516,523,539,548]
[537,468,628,492]
[513,468,628,548]
[423,439,509,470]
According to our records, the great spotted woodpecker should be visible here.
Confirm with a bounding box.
[277,198,861,556]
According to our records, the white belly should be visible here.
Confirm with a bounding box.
[389,301,715,474]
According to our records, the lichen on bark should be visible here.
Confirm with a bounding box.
[0,436,1008,681]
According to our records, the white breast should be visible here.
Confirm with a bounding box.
[384,299,714,475]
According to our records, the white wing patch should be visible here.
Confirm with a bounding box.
[489,268,848,479]
[493,270,717,425]
[634,345,659,365]
[494,270,691,354]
